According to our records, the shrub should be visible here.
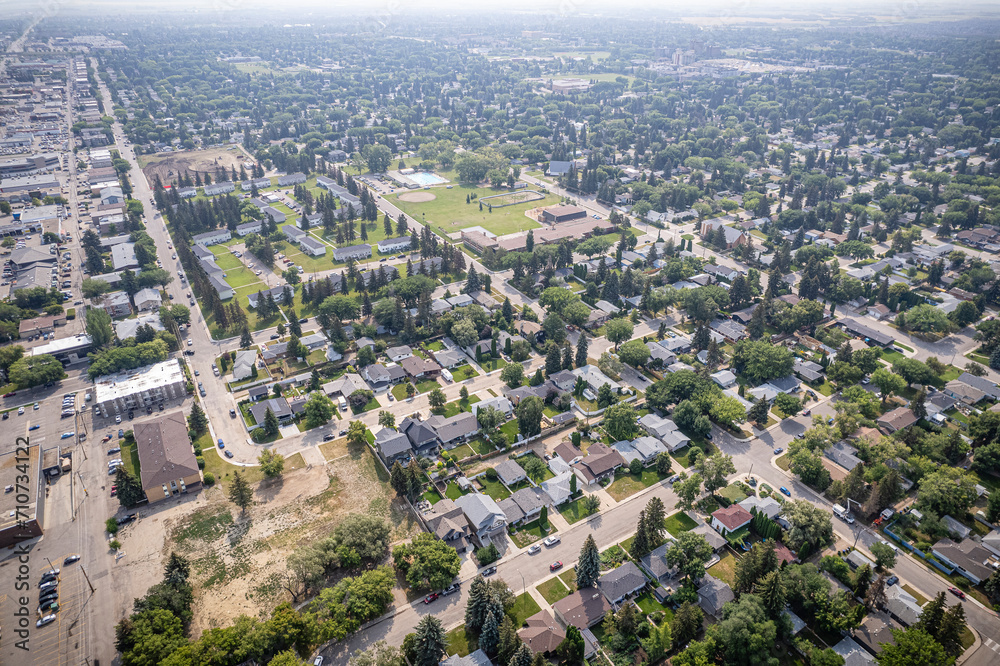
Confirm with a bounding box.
[203,472,215,486]
[105,517,119,534]
[484,468,498,480]
[476,543,500,565]
[109,539,121,551]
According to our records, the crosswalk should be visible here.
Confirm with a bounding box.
[984,637,1000,653]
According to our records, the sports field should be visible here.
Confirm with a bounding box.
[387,185,559,238]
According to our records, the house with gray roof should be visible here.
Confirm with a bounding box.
[441,649,492,666]
[498,487,549,525]
[825,440,863,471]
[597,561,647,605]
[540,471,574,506]
[400,416,438,452]
[494,459,526,486]
[111,242,139,270]
[697,576,734,617]
[454,493,507,547]
[639,541,678,584]
[426,412,480,448]
[277,172,307,186]
[425,498,471,553]
[472,396,514,420]
[232,349,258,381]
[885,584,923,626]
[374,427,412,465]
[432,348,465,369]
[692,523,727,551]
[322,373,369,399]
[739,495,781,519]
[832,637,875,666]
[333,243,372,262]
[248,397,292,425]
[638,413,677,439]
[932,538,994,584]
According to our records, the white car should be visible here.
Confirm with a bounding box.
[543,536,561,547]
[115,415,122,424]
[186,338,193,346]
[527,544,541,555]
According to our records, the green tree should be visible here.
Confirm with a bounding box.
[871,367,907,406]
[412,615,448,666]
[603,401,638,441]
[875,628,953,666]
[465,576,489,633]
[115,466,146,508]
[674,472,702,510]
[671,601,704,646]
[618,339,650,367]
[428,388,446,410]
[85,308,114,347]
[558,625,586,665]
[710,395,747,428]
[392,533,461,591]
[575,333,589,368]
[240,327,254,348]
[501,362,524,388]
[116,608,188,666]
[258,449,285,477]
[748,397,770,428]
[516,396,544,439]
[604,318,634,349]
[378,411,396,429]
[262,407,280,436]
[479,610,500,656]
[869,542,897,570]
[188,402,208,433]
[303,392,335,428]
[665,531,713,583]
[576,535,601,588]
[347,421,368,447]
[228,470,253,513]
[783,500,834,551]
[697,452,736,496]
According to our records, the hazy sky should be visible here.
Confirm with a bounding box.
[0,0,996,21]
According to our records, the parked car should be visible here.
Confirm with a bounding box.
[230,409,237,418]
[441,582,460,596]
[29,424,39,431]
[481,566,497,576]
[63,555,80,565]
[423,593,439,604]
[117,513,138,525]
[322,433,335,442]
[543,536,560,547]
[779,486,791,496]
[37,601,59,615]
[60,432,74,439]
[948,587,966,600]
[885,575,899,587]
[217,439,225,449]
[224,450,234,459]
[38,580,58,592]
[549,561,563,572]
[118,429,124,438]
[36,614,57,628]
[527,544,541,555]
[773,448,784,455]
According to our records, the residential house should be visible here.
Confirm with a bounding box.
[204,182,235,196]
[660,336,692,354]
[766,375,801,394]
[572,365,621,394]
[877,407,918,433]
[498,487,549,526]
[386,345,413,362]
[697,576,735,617]
[639,542,678,585]
[519,610,566,656]
[99,290,132,317]
[425,499,471,553]
[472,396,514,420]
[704,264,738,282]
[982,531,1000,558]
[374,427,412,466]
[825,440,864,471]
[710,318,747,342]
[612,436,668,465]
[552,590,612,629]
[235,220,263,236]
[710,370,737,388]
[942,515,972,540]
[322,373,369,401]
[494,459,527,486]
[638,413,679,439]
[853,612,901,657]
[470,290,499,311]
[699,219,748,249]
[739,495,781,520]
[362,364,394,391]
[111,242,139,270]
[572,443,625,486]
[432,349,465,369]
[400,416,439,453]
[884,584,923,626]
[247,385,269,402]
[114,314,164,340]
[931,538,994,584]
[446,293,474,309]
[191,229,232,246]
[950,372,1000,402]
[597,561,647,605]
[400,355,441,379]
[838,318,895,348]
[711,505,753,536]
[441,650,493,666]
[454,493,507,547]
[517,320,544,344]
[277,172,306,186]
[247,286,288,309]
[846,550,877,571]
[232,350,258,381]
[248,397,292,425]
[832,637,876,666]
[426,412,480,448]
[133,287,162,312]
[793,358,824,383]
[692,523,727,551]
[540,471,574,506]
[299,236,327,257]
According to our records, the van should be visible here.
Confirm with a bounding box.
[337,396,347,412]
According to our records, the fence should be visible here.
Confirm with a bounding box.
[883,522,956,576]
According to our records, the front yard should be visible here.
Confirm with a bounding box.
[607,466,668,501]
[558,496,592,524]
[536,577,572,605]
[509,518,556,549]
[664,511,697,535]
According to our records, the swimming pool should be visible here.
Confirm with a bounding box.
[408,172,448,186]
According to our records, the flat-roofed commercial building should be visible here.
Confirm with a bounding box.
[93,359,188,417]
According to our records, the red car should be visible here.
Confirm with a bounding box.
[2,392,14,397]
[423,593,439,604]
[110,485,117,497]
[948,587,966,600]
[550,561,563,572]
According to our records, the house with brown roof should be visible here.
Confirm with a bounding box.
[876,407,918,433]
[711,505,753,536]
[571,443,625,486]
[519,610,566,656]
[134,411,201,503]
[552,589,612,629]
[399,355,441,379]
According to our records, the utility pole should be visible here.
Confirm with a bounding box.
[44,556,57,575]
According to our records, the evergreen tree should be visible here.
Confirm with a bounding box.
[479,610,500,656]
[562,344,573,370]
[502,297,514,322]
[577,535,601,588]
[630,509,650,559]
[508,643,533,666]
[917,592,947,638]
[227,470,252,513]
[936,602,967,657]
[465,576,488,633]
[188,403,208,433]
[497,615,520,665]
[240,327,253,349]
[575,333,589,368]
[748,398,770,428]
[546,344,562,376]
[413,615,447,666]
[263,407,280,436]
[390,461,408,496]
[465,265,481,293]
[757,569,786,620]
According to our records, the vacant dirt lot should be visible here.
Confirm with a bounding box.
[124,444,419,636]
[139,146,252,187]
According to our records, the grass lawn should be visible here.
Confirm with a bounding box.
[881,349,906,365]
[448,443,475,461]
[391,382,416,401]
[508,592,542,627]
[426,341,445,352]
[634,591,674,619]
[387,186,560,239]
[966,351,990,365]
[478,357,508,373]
[479,475,512,500]
[446,625,473,657]
[453,364,480,380]
[558,568,578,592]
[558,496,592,524]
[607,467,666,501]
[351,395,380,415]
[422,487,443,505]
[415,378,442,394]
[443,481,468,500]
[902,584,928,606]
[499,420,519,443]
[536,577,571,605]
[121,438,141,479]
[775,453,791,471]
[202,447,306,491]
[664,511,698,535]
[509,518,556,549]
[718,483,749,504]
[468,437,495,456]
[707,552,738,587]
[811,379,835,397]
[671,442,718,469]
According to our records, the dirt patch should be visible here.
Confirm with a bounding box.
[140,146,253,187]
[150,445,420,636]
[397,191,437,203]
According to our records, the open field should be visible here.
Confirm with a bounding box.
[166,442,420,635]
[139,146,251,186]
[387,185,560,238]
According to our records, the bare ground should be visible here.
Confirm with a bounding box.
[125,444,420,637]
[139,146,253,187]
